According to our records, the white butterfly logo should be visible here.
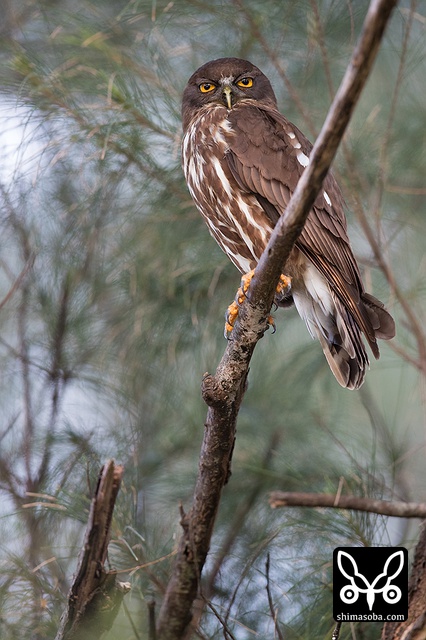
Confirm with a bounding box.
[337,550,404,611]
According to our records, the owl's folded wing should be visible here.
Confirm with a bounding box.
[225,102,394,353]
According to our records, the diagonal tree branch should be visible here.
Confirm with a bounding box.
[156,2,398,638]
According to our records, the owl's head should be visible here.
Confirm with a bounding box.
[182,57,277,130]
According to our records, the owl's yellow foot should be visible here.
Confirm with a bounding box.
[224,300,239,335]
[224,270,291,337]
[274,274,292,304]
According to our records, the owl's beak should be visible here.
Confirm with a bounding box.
[222,85,233,109]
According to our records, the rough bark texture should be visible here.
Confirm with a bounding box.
[156,1,398,638]
[269,492,426,518]
[55,460,129,640]
[382,523,426,640]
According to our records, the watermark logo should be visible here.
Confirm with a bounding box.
[333,547,408,622]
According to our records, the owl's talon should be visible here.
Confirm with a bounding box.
[224,300,239,338]
[267,315,276,333]
[240,269,255,295]
[224,272,255,337]
[225,269,284,336]
[275,273,292,304]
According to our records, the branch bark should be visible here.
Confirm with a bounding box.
[269,491,426,518]
[156,1,398,637]
[55,460,129,640]
[382,523,426,640]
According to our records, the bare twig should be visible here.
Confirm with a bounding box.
[156,2,397,638]
[310,0,335,98]
[265,553,285,640]
[205,600,237,640]
[269,491,426,518]
[148,600,157,640]
[332,620,342,640]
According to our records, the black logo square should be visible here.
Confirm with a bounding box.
[333,547,408,623]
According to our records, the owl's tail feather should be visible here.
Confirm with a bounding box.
[324,294,394,389]
[316,303,368,390]
[316,330,367,390]
[361,292,396,343]
[293,291,395,390]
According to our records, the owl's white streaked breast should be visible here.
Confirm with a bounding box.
[182,106,273,275]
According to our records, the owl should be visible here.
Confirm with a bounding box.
[181,57,395,389]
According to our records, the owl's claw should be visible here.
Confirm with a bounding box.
[224,300,239,337]
[240,269,256,297]
[268,315,276,334]
[274,274,292,304]
[224,270,291,337]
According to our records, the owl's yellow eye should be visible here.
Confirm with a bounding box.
[199,82,216,93]
[237,77,253,88]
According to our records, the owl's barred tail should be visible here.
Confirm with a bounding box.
[292,290,395,390]
[317,332,366,390]
[318,294,395,389]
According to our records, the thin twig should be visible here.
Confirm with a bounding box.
[310,0,335,98]
[269,491,426,518]
[0,253,35,311]
[205,600,237,640]
[148,600,157,640]
[332,620,342,640]
[265,553,285,640]
[122,599,143,640]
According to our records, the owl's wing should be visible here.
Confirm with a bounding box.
[225,102,386,353]
[226,103,356,280]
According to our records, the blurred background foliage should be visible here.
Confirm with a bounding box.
[0,0,425,638]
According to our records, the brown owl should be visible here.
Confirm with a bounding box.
[181,57,395,389]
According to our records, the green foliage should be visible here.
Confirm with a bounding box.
[0,0,425,638]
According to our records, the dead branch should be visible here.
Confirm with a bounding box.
[265,553,285,640]
[269,491,426,518]
[156,2,397,638]
[55,460,129,640]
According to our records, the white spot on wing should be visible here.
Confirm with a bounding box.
[297,151,309,167]
[288,130,301,149]
[323,190,331,206]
